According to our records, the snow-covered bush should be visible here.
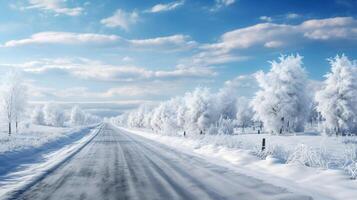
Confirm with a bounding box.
[346,161,357,179]
[315,55,357,135]
[286,144,330,168]
[251,54,311,134]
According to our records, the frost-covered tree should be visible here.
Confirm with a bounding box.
[84,114,101,125]
[113,86,237,136]
[31,106,45,125]
[236,97,253,133]
[315,55,357,135]
[215,87,237,120]
[69,106,85,126]
[251,54,310,134]
[127,104,154,128]
[184,88,213,134]
[150,98,182,134]
[1,71,28,135]
[44,103,66,127]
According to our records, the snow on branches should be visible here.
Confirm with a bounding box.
[1,71,28,135]
[251,54,311,134]
[315,55,357,135]
[31,104,101,127]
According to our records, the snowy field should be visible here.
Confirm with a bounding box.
[117,126,357,200]
[0,123,77,153]
[0,121,99,176]
[0,123,101,198]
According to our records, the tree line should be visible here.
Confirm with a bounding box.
[113,54,357,136]
[0,71,101,135]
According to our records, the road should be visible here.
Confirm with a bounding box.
[7,123,312,200]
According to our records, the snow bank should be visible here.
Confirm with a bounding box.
[117,126,357,200]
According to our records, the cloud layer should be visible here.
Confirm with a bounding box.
[4,57,216,82]
[1,32,197,52]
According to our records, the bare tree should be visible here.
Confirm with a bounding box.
[1,71,28,135]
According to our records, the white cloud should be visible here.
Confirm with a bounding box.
[147,0,185,13]
[211,0,236,11]
[26,0,83,16]
[181,17,357,67]
[259,16,272,22]
[122,56,133,62]
[1,32,196,51]
[71,64,216,81]
[100,9,139,30]
[128,34,197,50]
[202,23,294,51]
[2,32,119,47]
[50,86,158,98]
[264,40,284,48]
[286,13,300,19]
[27,83,159,104]
[189,51,248,66]
[300,17,357,40]
[222,74,259,97]
[216,0,235,6]
[202,17,357,53]
[259,13,300,22]
[104,85,164,97]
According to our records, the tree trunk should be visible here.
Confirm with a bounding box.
[16,121,18,133]
[8,122,11,136]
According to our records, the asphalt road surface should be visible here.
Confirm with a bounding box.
[7,123,312,200]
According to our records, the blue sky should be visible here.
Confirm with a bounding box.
[0,0,357,114]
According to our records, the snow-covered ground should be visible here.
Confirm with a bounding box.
[0,123,78,153]
[0,123,101,198]
[3,124,314,200]
[117,126,357,200]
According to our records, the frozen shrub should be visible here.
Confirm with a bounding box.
[346,161,357,179]
[286,144,329,168]
[343,145,357,179]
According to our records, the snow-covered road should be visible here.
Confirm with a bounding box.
[6,123,312,200]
